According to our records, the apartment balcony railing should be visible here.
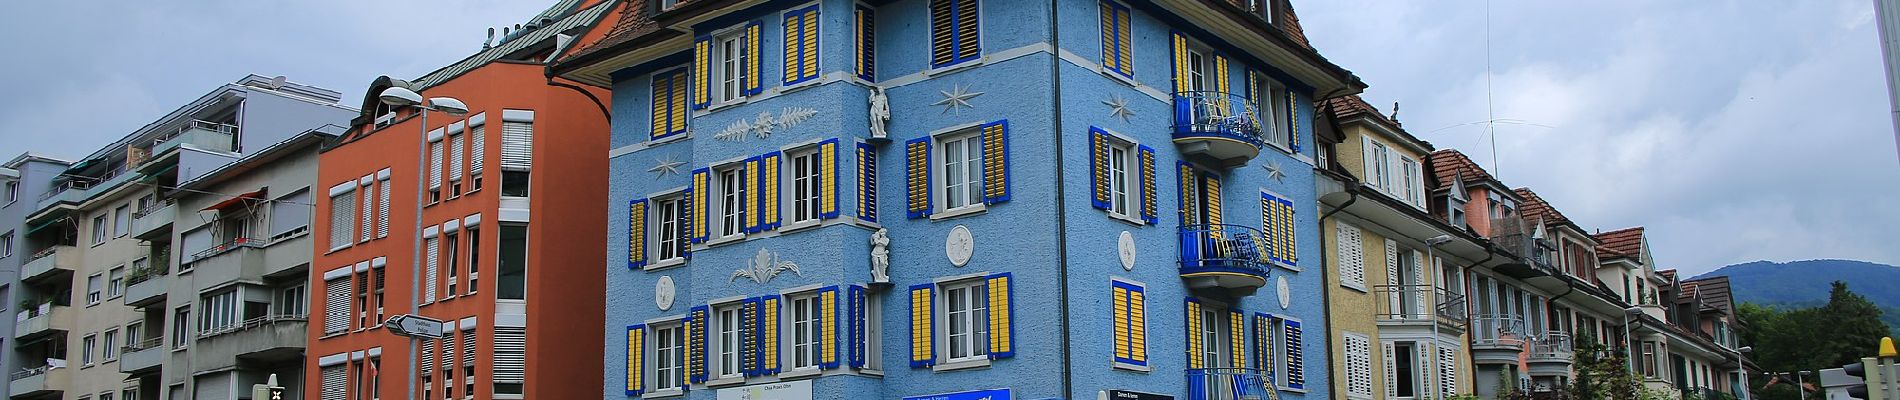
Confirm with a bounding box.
[118,336,165,374]
[1528,331,1575,376]
[186,236,266,264]
[13,303,72,341]
[1172,91,1264,167]
[1471,314,1528,365]
[1184,368,1275,400]
[21,245,78,283]
[193,314,307,372]
[1373,284,1469,328]
[122,267,168,307]
[1179,224,1271,296]
[130,199,176,239]
[8,363,69,398]
[149,119,238,155]
[34,180,90,211]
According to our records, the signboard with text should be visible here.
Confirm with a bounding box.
[1100,390,1172,400]
[714,379,813,400]
[903,388,1012,400]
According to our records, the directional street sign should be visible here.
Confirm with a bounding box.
[384,314,446,339]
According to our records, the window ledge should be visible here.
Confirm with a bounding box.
[645,258,686,271]
[643,389,685,399]
[706,376,746,388]
[926,59,983,77]
[929,204,987,221]
[705,235,745,248]
[778,220,822,234]
[1099,68,1137,87]
[1105,211,1145,227]
[1112,362,1150,372]
[778,368,822,380]
[780,79,822,94]
[931,358,990,372]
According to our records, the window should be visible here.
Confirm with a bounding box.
[654,197,686,262]
[942,281,989,362]
[649,70,690,140]
[2,180,15,203]
[1261,191,1298,268]
[854,5,876,81]
[430,136,445,203]
[1343,332,1373,399]
[1110,280,1147,369]
[449,127,465,197]
[1098,1,1132,78]
[714,30,748,105]
[1197,307,1227,368]
[1489,191,1515,220]
[1368,141,1391,190]
[1108,142,1132,216]
[791,294,824,369]
[1641,341,1658,377]
[938,132,983,211]
[124,322,141,350]
[928,0,982,68]
[466,225,481,294]
[0,232,11,258]
[102,329,118,360]
[1400,158,1422,206]
[82,334,97,365]
[374,267,387,321]
[113,205,128,237]
[172,306,190,348]
[377,173,392,238]
[201,290,240,334]
[500,117,534,198]
[714,304,743,378]
[445,230,460,297]
[715,167,747,238]
[1337,222,1367,290]
[658,0,680,11]
[1253,72,1290,149]
[653,324,685,391]
[1448,201,1466,229]
[101,393,114,400]
[93,214,109,245]
[498,225,527,300]
[278,283,307,316]
[330,183,357,250]
[87,274,103,305]
[324,275,351,334]
[790,150,823,223]
[1388,341,1420,398]
[121,389,137,400]
[108,266,124,298]
[782,5,821,85]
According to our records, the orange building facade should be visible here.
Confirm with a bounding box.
[304,2,612,400]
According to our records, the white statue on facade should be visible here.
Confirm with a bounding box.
[868,86,891,141]
[870,228,891,283]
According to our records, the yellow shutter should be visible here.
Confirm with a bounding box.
[763,295,780,373]
[784,13,801,82]
[650,74,668,139]
[691,169,709,241]
[1214,55,1230,94]
[909,284,934,367]
[1139,145,1157,224]
[627,325,643,395]
[629,199,646,268]
[1229,310,1246,368]
[1204,175,1222,227]
[820,288,839,368]
[1113,285,1130,361]
[745,157,760,231]
[1115,7,1131,76]
[821,139,839,218]
[763,152,780,229]
[801,8,819,79]
[746,22,763,94]
[693,38,710,108]
[669,72,687,133]
[929,0,954,66]
[1186,299,1204,369]
[1089,128,1110,209]
[986,273,1014,357]
[905,137,931,218]
[954,0,980,62]
[981,121,1009,203]
[1170,31,1189,93]
[1129,288,1146,363]
[1100,3,1117,73]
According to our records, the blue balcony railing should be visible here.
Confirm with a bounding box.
[1179,224,1271,277]
[1172,91,1265,148]
[1186,368,1276,400]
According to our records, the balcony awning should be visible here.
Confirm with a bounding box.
[23,215,68,235]
[201,188,266,211]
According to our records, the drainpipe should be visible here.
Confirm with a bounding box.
[1462,249,1496,394]
[1316,181,1358,395]
[1045,0,1072,398]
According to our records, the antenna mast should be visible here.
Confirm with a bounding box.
[1484,0,1499,180]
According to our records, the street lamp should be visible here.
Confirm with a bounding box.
[1733,346,1753,400]
[1623,305,1645,398]
[1423,234,1453,400]
[379,86,466,400]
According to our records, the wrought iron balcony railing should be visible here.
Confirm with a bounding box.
[1529,331,1574,362]
[1171,91,1266,166]
[1178,224,1272,276]
[1373,284,1469,325]
[1185,368,1276,400]
[1472,314,1528,348]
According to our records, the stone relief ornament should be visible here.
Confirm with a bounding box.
[648,154,685,177]
[932,84,983,115]
[1277,276,1292,310]
[712,107,821,142]
[868,86,891,141]
[870,228,892,283]
[1263,159,1286,183]
[1118,231,1137,271]
[655,276,676,311]
[1104,94,1135,122]
[731,248,804,284]
[945,225,974,267]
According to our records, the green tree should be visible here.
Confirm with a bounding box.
[1818,281,1889,366]
[1739,281,1893,400]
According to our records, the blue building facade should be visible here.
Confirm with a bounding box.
[554,0,1362,398]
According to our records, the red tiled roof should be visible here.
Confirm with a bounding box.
[1428,149,1497,188]
[1594,226,1644,260]
[560,0,669,65]
[1512,188,1575,229]
[1325,95,1397,127]
[1277,0,1312,49]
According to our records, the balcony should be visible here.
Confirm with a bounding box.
[8,364,69,398]
[1373,284,1469,332]
[192,315,307,372]
[130,200,176,240]
[13,304,72,341]
[122,269,168,307]
[1178,224,1271,297]
[33,181,89,211]
[150,120,238,155]
[118,337,165,375]
[1527,332,1574,376]
[1172,91,1264,168]
[1470,314,1527,365]
[20,246,78,283]
[1185,368,1276,400]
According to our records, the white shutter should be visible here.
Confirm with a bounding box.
[320,365,348,400]
[329,190,356,249]
[421,339,436,374]
[424,237,439,303]
[430,140,445,189]
[470,123,486,176]
[449,133,465,180]
[442,333,456,371]
[493,326,527,382]
[324,277,351,333]
[1414,250,1430,317]
[1338,223,1365,290]
[1360,136,1378,189]
[501,121,533,170]
[377,177,391,238]
[361,181,375,242]
[1382,341,1398,399]
[1343,333,1373,399]
[463,329,476,366]
[1384,239,1400,286]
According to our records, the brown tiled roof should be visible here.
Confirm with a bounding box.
[560,0,667,65]
[1682,275,1735,314]
[1512,188,1576,229]
[1325,95,1396,127]
[1428,149,1497,188]
[1594,226,1644,260]
[1277,0,1312,49]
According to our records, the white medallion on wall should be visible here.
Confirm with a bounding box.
[1277,276,1292,310]
[1118,231,1137,271]
[655,276,676,311]
[945,225,974,267]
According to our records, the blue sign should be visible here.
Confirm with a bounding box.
[903,388,1011,400]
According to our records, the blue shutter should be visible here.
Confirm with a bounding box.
[690,168,710,243]
[980,120,1010,204]
[761,151,782,230]
[1138,145,1158,224]
[854,5,877,81]
[742,298,761,376]
[856,142,878,222]
[783,5,821,85]
[745,21,764,95]
[688,306,709,383]
[628,198,647,269]
[1284,319,1305,390]
[1089,127,1111,210]
[1111,280,1147,367]
[761,295,781,375]
[1185,297,1204,369]
[820,138,841,219]
[692,36,711,110]
[904,137,932,219]
[819,286,842,369]
[743,156,761,234]
[985,272,1015,359]
[848,285,868,368]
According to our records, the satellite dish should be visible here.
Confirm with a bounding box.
[269,76,287,89]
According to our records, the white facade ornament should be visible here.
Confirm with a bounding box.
[932,84,983,115]
[731,248,803,284]
[1104,94,1135,122]
[868,86,891,140]
[1117,231,1137,271]
[1263,160,1286,183]
[648,154,685,177]
[712,107,821,142]
[945,225,974,267]
[870,228,892,283]
[1277,276,1292,310]
[655,276,676,311]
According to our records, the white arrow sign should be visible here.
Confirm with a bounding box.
[384,314,446,339]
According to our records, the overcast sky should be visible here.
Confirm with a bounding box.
[2,2,1895,275]
[1301,1,1900,275]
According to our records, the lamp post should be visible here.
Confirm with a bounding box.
[378,86,467,400]
[1424,234,1453,400]
[1732,346,1752,400]
[1623,306,1645,398]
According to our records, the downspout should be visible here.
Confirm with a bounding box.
[1462,248,1496,393]
[1316,181,1357,395]
[1046,0,1072,398]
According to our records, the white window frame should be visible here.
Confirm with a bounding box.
[710,26,750,106]
[713,303,744,379]
[651,322,687,392]
[107,266,124,298]
[81,333,97,366]
[1256,72,1291,151]
[172,306,190,349]
[1400,157,1422,207]
[789,147,824,225]
[102,329,119,361]
[713,165,747,240]
[0,232,11,258]
[92,214,108,245]
[1105,137,1138,220]
[651,195,687,265]
[2,180,15,204]
[444,229,460,298]
[87,273,103,305]
[113,205,128,238]
[1186,46,1211,93]
[934,128,985,214]
[939,279,989,363]
[789,292,824,370]
[1198,306,1229,368]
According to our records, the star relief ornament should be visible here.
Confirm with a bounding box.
[932,84,983,115]
[1104,94,1135,122]
[648,154,685,177]
[1262,159,1286,183]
